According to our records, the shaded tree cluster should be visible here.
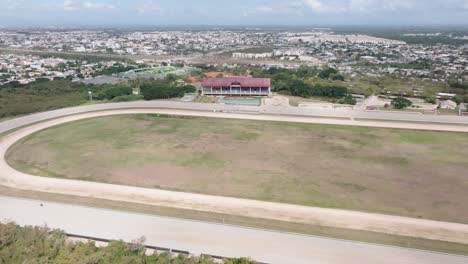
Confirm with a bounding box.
[140,77,196,100]
[391,97,413,109]
[286,80,350,99]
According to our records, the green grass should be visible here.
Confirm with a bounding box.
[6,114,468,224]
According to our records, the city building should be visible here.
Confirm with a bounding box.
[202,77,271,97]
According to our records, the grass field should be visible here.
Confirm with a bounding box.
[345,75,447,96]
[6,114,468,224]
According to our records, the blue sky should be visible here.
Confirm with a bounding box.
[1,0,468,26]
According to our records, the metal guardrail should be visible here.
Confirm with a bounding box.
[63,233,268,264]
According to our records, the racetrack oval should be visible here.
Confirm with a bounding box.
[1,108,468,244]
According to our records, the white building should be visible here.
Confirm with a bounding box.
[439,100,457,110]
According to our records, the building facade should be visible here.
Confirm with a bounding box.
[202,77,271,97]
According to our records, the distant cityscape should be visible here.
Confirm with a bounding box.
[1,29,467,87]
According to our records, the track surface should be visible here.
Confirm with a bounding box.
[1,108,468,245]
[1,101,468,135]
[2,196,468,264]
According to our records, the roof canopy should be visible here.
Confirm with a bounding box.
[202,77,271,88]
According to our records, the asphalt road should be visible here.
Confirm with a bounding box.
[1,100,468,135]
[1,196,467,264]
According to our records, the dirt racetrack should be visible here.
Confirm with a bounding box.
[1,108,468,244]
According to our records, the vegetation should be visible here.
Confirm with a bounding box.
[94,84,133,100]
[391,97,413,109]
[9,115,468,223]
[0,80,89,118]
[244,65,351,101]
[318,67,345,81]
[140,79,196,100]
[447,81,468,102]
[92,63,136,76]
[425,96,437,104]
[0,222,254,264]
[2,185,468,257]
[0,75,194,118]
[386,58,432,70]
[286,80,349,99]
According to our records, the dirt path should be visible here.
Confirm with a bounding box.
[1,109,468,244]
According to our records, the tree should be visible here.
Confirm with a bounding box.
[94,85,132,100]
[453,95,465,105]
[391,97,413,109]
[318,68,338,79]
[290,80,311,98]
[338,95,357,105]
[330,73,345,81]
[424,96,437,104]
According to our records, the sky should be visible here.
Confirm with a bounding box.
[1,0,468,27]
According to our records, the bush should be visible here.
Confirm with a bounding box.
[338,95,357,105]
[424,96,437,104]
[391,97,413,109]
[318,68,338,79]
[94,85,132,100]
[111,94,144,102]
[140,78,194,100]
[0,80,90,118]
[0,222,255,264]
[330,73,345,81]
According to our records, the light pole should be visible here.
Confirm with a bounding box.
[88,90,93,101]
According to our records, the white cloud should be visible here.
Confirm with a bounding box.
[136,1,162,14]
[52,0,115,11]
[82,1,114,10]
[252,1,305,16]
[3,0,25,10]
[303,0,415,13]
[256,6,274,13]
[304,0,324,12]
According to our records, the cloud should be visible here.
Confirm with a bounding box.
[2,0,25,10]
[82,1,115,10]
[301,0,416,14]
[465,0,468,8]
[52,0,115,11]
[252,1,305,16]
[136,1,162,14]
[304,0,323,12]
[256,6,274,13]
[350,0,413,11]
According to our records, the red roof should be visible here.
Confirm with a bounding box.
[202,77,271,88]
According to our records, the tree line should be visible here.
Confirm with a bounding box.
[0,75,196,118]
[140,77,196,100]
[0,222,255,264]
[247,66,350,100]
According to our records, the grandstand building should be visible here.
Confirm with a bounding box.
[202,76,271,97]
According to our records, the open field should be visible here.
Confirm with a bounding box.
[7,114,468,224]
[345,75,447,96]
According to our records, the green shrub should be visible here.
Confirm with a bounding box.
[391,97,413,109]
[111,94,144,102]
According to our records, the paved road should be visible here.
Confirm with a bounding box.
[1,196,467,264]
[1,100,468,135]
